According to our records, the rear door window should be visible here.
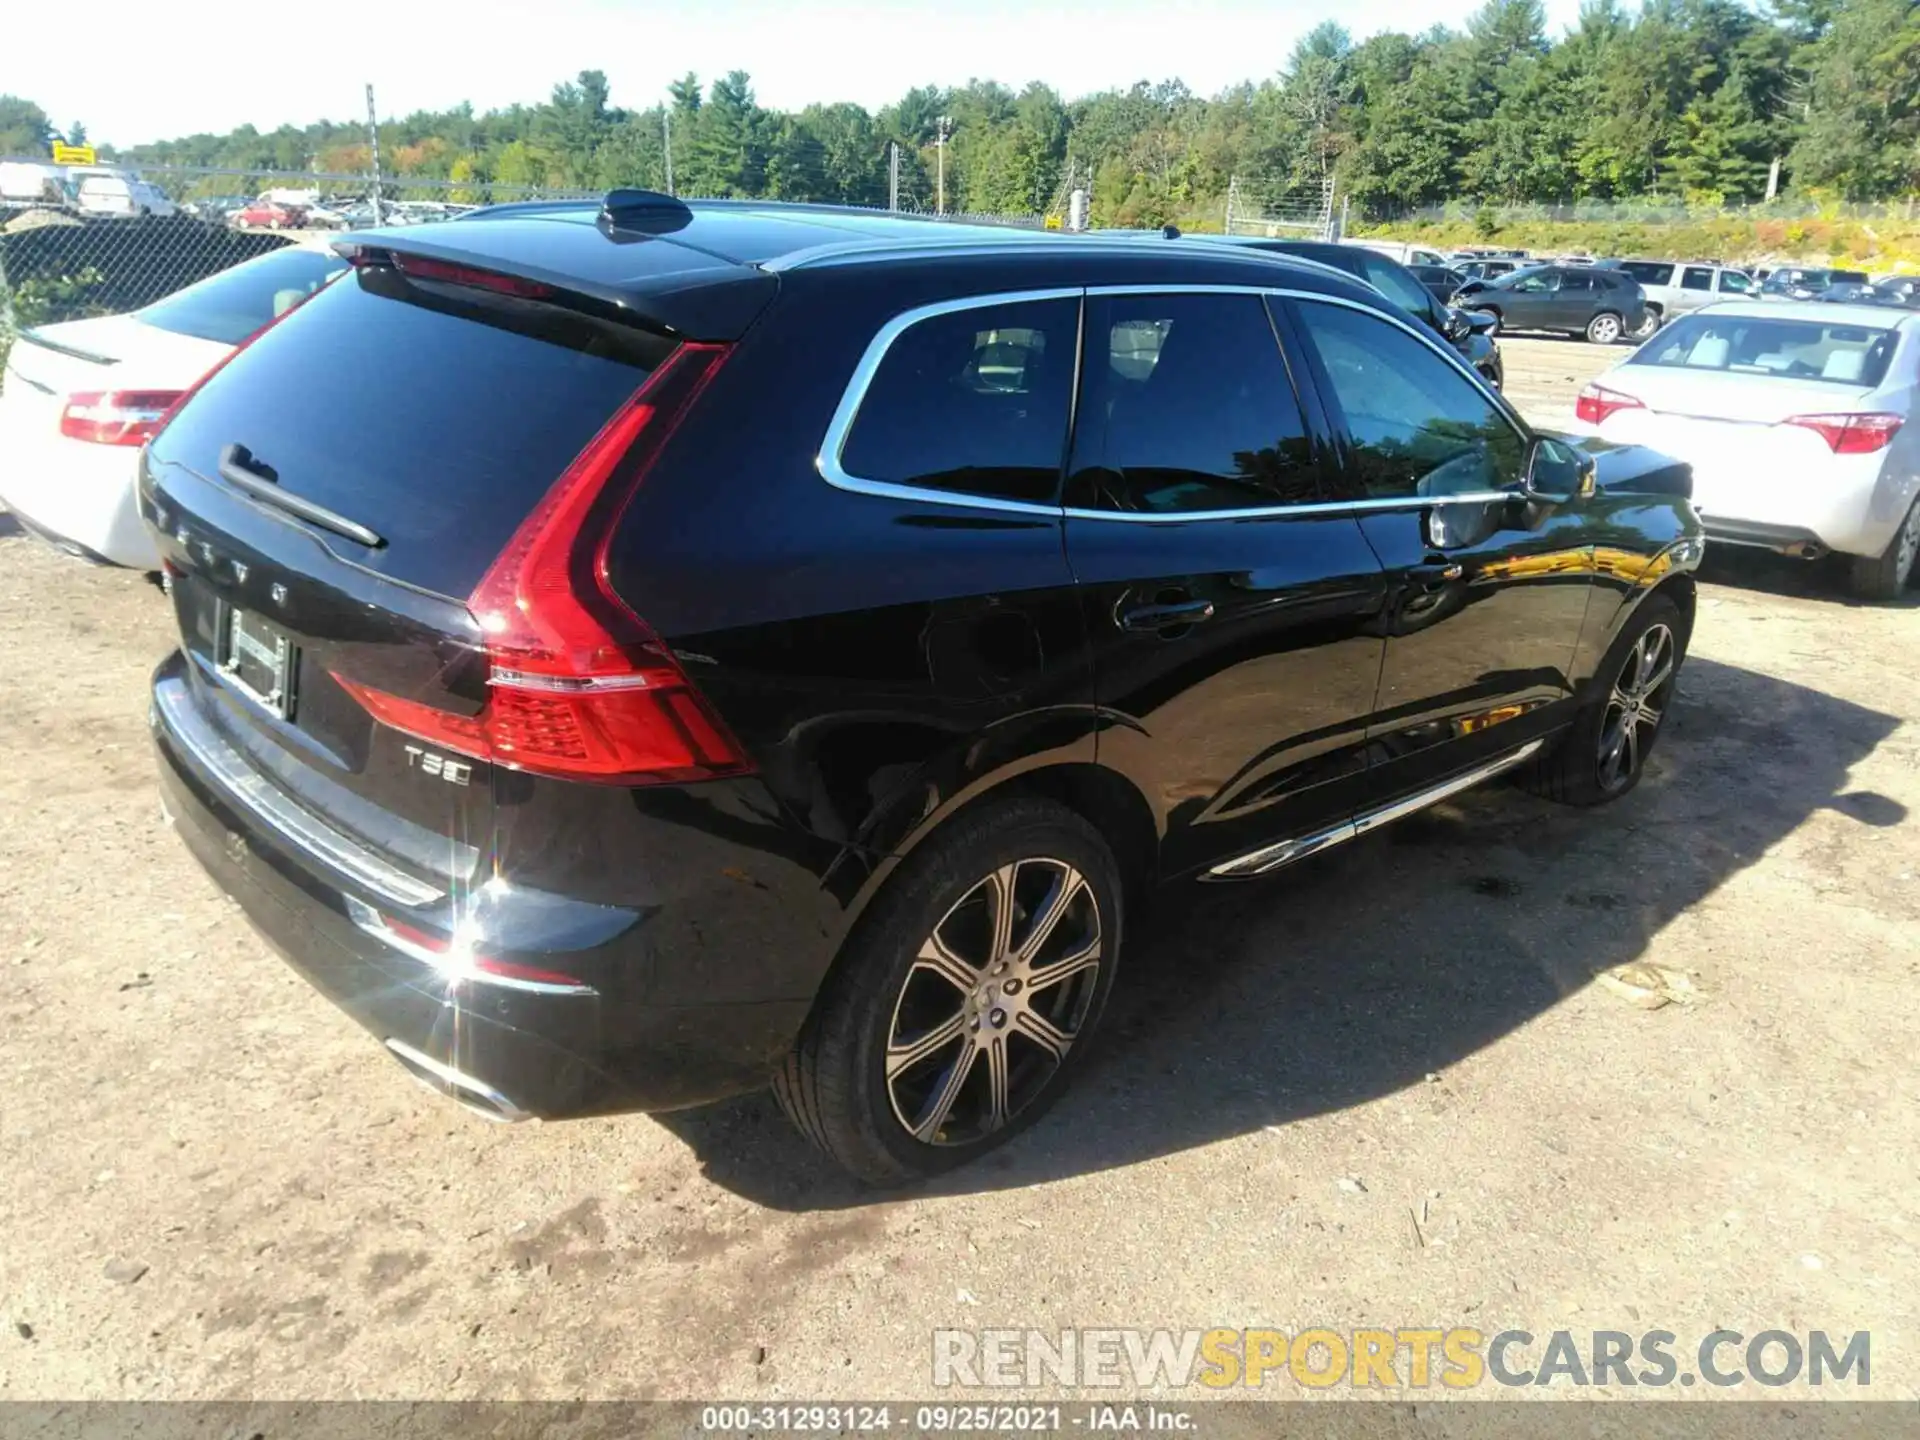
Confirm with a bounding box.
[1357,254,1439,320]
[1628,314,1897,386]
[1717,271,1754,294]
[139,246,347,345]
[147,262,673,599]
[837,296,1077,506]
[1294,299,1525,500]
[1622,262,1673,285]
[1069,292,1318,514]
[1682,267,1715,292]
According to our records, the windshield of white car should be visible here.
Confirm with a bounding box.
[139,247,347,346]
[1627,313,1898,388]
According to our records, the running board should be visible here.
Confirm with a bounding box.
[1203,739,1546,881]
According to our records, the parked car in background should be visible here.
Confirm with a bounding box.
[1347,237,1452,268]
[233,199,307,230]
[1570,303,1918,599]
[138,194,1700,1181]
[0,241,346,569]
[1759,266,1871,301]
[184,195,249,223]
[0,160,65,208]
[1455,264,1650,343]
[1858,277,1920,310]
[1601,259,1758,337]
[71,168,177,218]
[1410,263,1465,304]
[1454,257,1522,282]
[1222,238,1504,388]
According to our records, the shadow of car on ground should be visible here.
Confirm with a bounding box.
[663,654,1901,1210]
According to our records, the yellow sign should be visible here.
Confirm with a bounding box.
[1044,214,1063,230]
[52,143,96,166]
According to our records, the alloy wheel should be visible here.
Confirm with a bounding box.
[1598,622,1676,792]
[1589,313,1622,344]
[1896,502,1920,586]
[884,857,1103,1147]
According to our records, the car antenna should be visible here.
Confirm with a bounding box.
[598,188,694,236]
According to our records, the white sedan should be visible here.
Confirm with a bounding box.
[1570,300,1920,600]
[0,241,346,569]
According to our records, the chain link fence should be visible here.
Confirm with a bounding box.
[0,163,1051,358]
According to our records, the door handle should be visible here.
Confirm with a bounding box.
[1119,599,1216,633]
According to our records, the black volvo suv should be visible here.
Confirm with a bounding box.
[143,193,1703,1182]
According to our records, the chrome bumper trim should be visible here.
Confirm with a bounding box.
[152,673,444,908]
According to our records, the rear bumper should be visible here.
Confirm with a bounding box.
[1700,518,1831,557]
[0,409,157,569]
[149,652,816,1119]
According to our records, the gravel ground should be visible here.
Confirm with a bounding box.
[1,335,1916,1406]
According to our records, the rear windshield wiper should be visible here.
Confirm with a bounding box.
[217,443,386,549]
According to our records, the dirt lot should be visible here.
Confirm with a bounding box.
[1,336,1916,1406]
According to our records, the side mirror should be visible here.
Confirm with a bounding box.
[1524,436,1597,504]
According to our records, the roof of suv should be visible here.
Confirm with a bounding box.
[334,195,1374,340]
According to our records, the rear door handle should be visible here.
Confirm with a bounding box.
[1119,599,1216,632]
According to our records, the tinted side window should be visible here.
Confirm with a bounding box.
[1717,271,1754,293]
[139,247,347,345]
[1560,271,1595,292]
[1682,267,1715,292]
[1295,300,1526,500]
[1071,293,1317,514]
[839,297,1077,505]
[1358,254,1439,320]
[1622,262,1673,285]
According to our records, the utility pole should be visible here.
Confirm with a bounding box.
[1224,174,1237,235]
[663,109,674,196]
[365,83,383,225]
[1765,155,1780,203]
[888,141,900,212]
[935,115,952,216]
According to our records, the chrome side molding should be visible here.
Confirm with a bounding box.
[1204,739,1546,880]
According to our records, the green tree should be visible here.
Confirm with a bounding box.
[0,96,53,156]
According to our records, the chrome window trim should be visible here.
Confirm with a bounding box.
[813,282,1536,524]
[815,287,1085,515]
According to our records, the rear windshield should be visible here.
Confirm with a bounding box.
[1627,313,1897,388]
[150,262,673,598]
[1618,261,1674,284]
[140,246,348,345]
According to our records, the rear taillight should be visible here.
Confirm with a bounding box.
[1781,412,1904,455]
[59,390,185,445]
[332,342,749,786]
[1575,383,1644,426]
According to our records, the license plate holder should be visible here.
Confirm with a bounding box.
[219,605,297,720]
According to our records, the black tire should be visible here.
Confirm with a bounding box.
[773,797,1122,1184]
[1848,499,1920,602]
[1628,307,1662,340]
[1585,311,1624,344]
[1523,594,1686,807]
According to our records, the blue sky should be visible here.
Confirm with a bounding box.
[10,0,1589,147]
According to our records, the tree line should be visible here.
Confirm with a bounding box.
[2,0,1915,225]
